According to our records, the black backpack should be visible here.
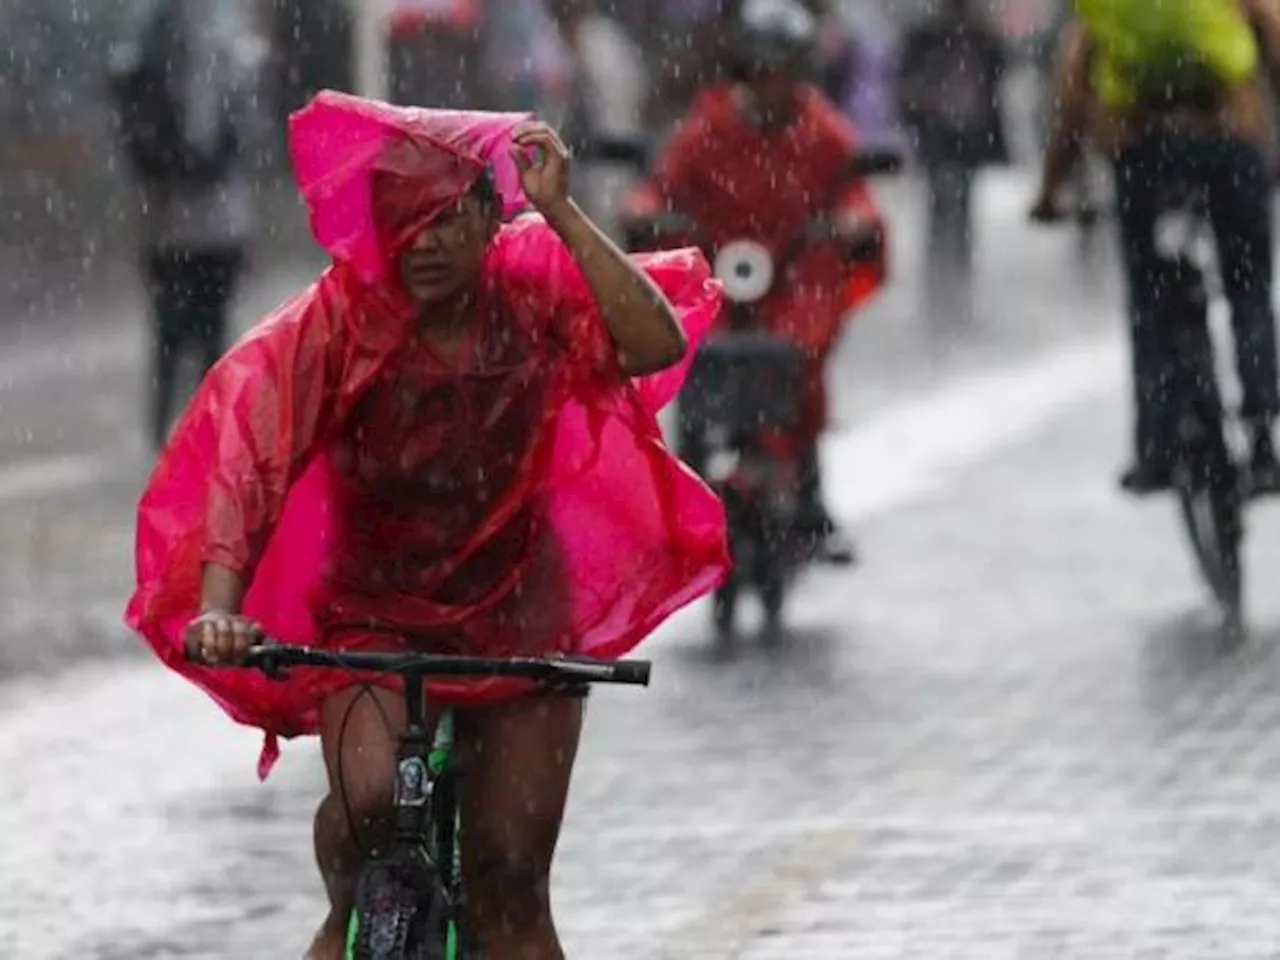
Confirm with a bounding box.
[108,0,238,186]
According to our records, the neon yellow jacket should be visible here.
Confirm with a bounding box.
[1077,0,1259,107]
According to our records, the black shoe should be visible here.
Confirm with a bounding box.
[1119,460,1174,495]
[815,525,859,567]
[793,505,858,567]
[1250,433,1280,496]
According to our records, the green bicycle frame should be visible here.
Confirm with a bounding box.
[345,706,464,959]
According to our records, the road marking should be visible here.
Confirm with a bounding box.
[0,452,112,505]
[825,331,1124,522]
[654,828,860,959]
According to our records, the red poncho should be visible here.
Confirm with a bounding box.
[126,91,729,778]
[629,84,887,441]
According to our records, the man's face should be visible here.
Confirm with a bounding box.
[396,195,497,306]
[745,68,802,121]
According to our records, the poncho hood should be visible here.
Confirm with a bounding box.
[289,89,534,285]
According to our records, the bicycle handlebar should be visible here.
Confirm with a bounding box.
[186,640,651,687]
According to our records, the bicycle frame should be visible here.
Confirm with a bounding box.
[354,673,466,960]
[217,644,650,960]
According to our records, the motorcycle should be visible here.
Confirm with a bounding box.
[595,138,901,639]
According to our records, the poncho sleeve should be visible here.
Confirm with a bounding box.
[199,275,349,576]
[486,214,729,663]
[126,269,357,754]
[493,214,722,412]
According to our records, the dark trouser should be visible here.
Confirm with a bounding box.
[1114,133,1279,464]
[146,246,243,448]
[924,162,976,317]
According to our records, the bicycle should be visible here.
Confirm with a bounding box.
[192,641,651,959]
[1152,179,1250,637]
[1038,179,1250,637]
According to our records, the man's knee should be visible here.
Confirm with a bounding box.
[318,769,396,864]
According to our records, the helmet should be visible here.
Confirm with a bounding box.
[732,0,818,76]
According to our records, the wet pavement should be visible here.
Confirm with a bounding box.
[13,171,1280,957]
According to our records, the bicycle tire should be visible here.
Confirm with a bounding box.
[1170,291,1246,631]
[1176,467,1244,629]
[346,853,450,960]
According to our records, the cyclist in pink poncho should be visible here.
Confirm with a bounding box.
[125,90,727,958]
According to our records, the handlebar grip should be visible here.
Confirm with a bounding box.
[181,625,272,665]
[609,660,652,686]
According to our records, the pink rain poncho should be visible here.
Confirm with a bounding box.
[126,91,729,778]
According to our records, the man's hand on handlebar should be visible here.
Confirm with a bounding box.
[184,610,264,666]
[1028,190,1068,225]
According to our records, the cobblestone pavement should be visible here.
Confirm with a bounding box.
[9,362,1280,957]
[14,173,1280,957]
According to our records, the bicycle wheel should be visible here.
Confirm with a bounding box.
[346,850,447,959]
[1171,300,1246,632]
[1176,459,1245,632]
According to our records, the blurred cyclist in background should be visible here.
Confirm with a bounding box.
[624,0,888,565]
[1032,0,1280,494]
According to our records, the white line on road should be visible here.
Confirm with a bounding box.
[654,828,861,959]
[825,331,1124,522]
[0,452,112,505]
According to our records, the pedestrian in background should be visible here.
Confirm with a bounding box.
[110,0,266,451]
[898,0,1008,323]
[547,0,647,236]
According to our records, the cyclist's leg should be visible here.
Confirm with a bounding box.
[310,683,409,960]
[1114,138,1178,488]
[1199,134,1280,479]
[792,365,856,565]
[458,694,583,960]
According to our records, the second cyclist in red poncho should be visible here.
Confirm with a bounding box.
[125,92,727,958]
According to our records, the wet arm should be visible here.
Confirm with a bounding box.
[200,563,247,614]
[1038,21,1093,199]
[1245,0,1280,95]
[545,199,688,377]
[198,279,345,611]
